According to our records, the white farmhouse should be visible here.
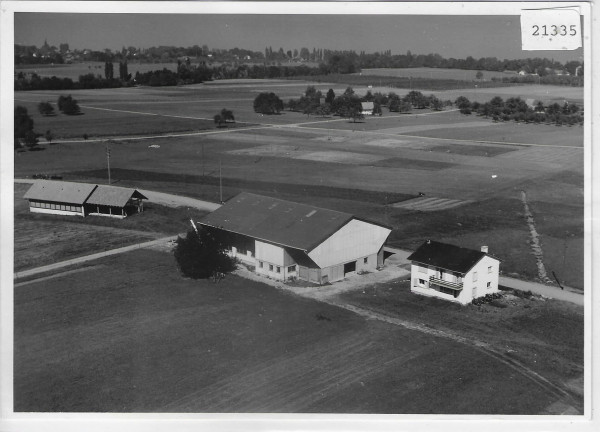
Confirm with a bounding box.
[198,192,391,284]
[407,240,500,305]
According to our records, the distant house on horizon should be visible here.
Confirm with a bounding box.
[23,180,147,219]
[197,192,392,284]
[360,101,374,115]
[407,240,500,305]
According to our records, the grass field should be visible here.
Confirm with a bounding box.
[359,67,521,81]
[13,80,584,288]
[13,248,582,413]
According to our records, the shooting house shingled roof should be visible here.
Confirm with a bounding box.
[23,180,97,205]
[198,192,357,251]
[86,186,147,207]
[407,240,493,274]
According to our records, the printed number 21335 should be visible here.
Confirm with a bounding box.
[532,24,577,36]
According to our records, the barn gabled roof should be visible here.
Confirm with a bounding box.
[198,192,386,252]
[86,186,147,207]
[407,240,498,274]
[23,180,97,205]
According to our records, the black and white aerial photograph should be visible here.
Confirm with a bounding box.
[1,1,596,431]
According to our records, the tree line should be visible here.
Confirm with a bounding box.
[455,96,583,126]
[16,41,583,78]
[255,86,450,122]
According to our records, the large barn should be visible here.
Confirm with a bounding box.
[198,192,392,284]
[23,180,147,219]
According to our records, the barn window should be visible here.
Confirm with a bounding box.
[287,265,296,273]
[276,266,281,273]
[363,257,368,264]
[473,271,478,282]
[269,264,273,271]
[259,261,263,268]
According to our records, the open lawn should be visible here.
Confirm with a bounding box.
[360,67,521,81]
[340,279,583,407]
[14,80,584,289]
[13,248,581,413]
[14,183,208,271]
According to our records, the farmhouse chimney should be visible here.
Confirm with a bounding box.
[481,245,489,253]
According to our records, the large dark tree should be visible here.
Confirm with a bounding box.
[173,228,237,279]
[325,88,336,105]
[253,92,284,114]
[14,106,35,149]
[57,95,81,115]
[38,101,55,116]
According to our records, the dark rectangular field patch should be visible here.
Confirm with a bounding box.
[429,144,517,157]
[371,157,455,171]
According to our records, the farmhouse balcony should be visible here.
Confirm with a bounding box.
[429,276,463,291]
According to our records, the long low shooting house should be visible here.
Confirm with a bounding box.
[198,192,392,284]
[408,240,501,305]
[23,180,147,219]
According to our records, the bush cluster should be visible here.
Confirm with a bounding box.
[471,292,503,306]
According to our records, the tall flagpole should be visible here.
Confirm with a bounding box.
[219,159,223,203]
[106,144,111,185]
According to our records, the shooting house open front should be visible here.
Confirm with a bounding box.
[408,240,500,305]
[198,192,392,284]
[23,180,147,219]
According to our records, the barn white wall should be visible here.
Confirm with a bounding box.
[255,240,285,266]
[308,219,390,269]
[29,206,84,217]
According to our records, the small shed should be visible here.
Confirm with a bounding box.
[23,180,97,217]
[85,185,147,218]
[361,101,374,115]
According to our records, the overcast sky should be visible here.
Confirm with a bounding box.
[14,13,583,63]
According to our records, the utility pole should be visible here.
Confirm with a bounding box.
[106,144,111,185]
[219,159,223,203]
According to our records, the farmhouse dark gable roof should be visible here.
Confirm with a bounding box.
[407,240,496,274]
[23,180,97,205]
[198,192,387,252]
[86,186,147,207]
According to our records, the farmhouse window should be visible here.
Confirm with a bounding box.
[269,264,274,271]
[418,279,426,286]
[487,282,491,288]
[488,266,493,273]
[276,266,281,273]
[259,261,263,268]
[287,265,296,273]
[364,257,368,264]
[473,271,478,282]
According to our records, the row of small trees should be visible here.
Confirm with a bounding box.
[259,87,449,121]
[455,96,583,126]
